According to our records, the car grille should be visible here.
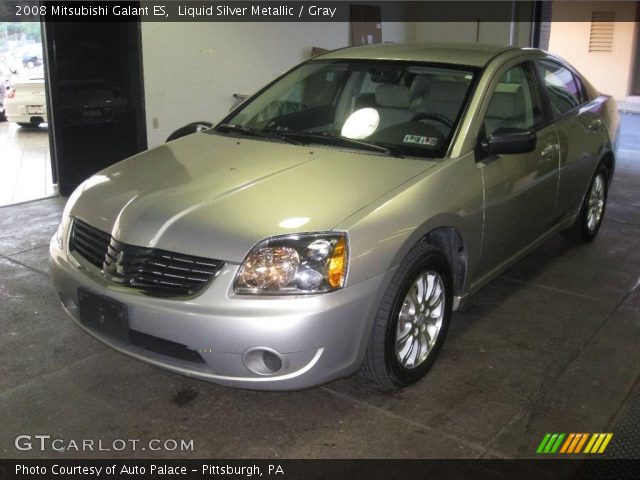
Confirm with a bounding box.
[69,218,225,296]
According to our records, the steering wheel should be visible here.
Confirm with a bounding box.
[410,112,453,129]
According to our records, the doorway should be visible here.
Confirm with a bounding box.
[0,21,53,206]
[630,5,640,97]
[1,18,147,205]
[44,20,147,196]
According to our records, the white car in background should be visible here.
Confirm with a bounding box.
[0,61,17,121]
[4,73,48,127]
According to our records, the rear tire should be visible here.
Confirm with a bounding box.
[360,244,453,389]
[563,164,609,243]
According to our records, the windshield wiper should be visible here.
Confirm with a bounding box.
[217,125,403,157]
[278,131,404,158]
[216,124,304,145]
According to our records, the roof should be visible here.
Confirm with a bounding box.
[317,43,523,67]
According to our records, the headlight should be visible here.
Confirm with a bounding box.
[234,233,348,295]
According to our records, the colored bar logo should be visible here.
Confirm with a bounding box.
[536,433,613,454]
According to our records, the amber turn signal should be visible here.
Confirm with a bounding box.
[328,237,347,289]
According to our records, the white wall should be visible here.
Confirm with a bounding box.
[140,1,543,147]
[413,2,534,47]
[141,22,410,147]
[414,21,533,47]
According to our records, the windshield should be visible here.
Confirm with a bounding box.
[222,59,478,158]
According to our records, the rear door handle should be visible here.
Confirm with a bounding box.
[588,119,602,132]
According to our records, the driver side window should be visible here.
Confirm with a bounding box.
[483,63,543,137]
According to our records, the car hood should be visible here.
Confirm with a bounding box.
[68,132,436,262]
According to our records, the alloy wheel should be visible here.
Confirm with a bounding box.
[586,173,605,231]
[395,271,445,369]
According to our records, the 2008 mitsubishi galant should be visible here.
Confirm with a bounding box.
[50,43,618,390]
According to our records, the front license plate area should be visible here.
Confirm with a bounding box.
[78,288,130,343]
[83,109,102,118]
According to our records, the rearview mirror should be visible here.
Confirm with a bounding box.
[480,128,537,156]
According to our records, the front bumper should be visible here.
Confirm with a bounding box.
[50,236,391,390]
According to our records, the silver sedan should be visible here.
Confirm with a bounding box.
[50,43,618,390]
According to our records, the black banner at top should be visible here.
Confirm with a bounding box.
[1,1,639,23]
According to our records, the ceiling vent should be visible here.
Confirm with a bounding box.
[589,11,615,53]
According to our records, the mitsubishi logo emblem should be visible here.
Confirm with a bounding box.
[104,251,125,277]
[115,251,125,275]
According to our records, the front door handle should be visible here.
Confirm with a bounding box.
[541,143,559,158]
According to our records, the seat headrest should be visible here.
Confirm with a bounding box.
[486,84,523,120]
[428,81,468,102]
[486,93,517,120]
[375,84,410,109]
[409,75,433,100]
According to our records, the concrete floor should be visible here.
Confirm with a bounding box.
[0,121,55,207]
[0,118,639,460]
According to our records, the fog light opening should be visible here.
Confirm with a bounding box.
[59,293,77,310]
[243,348,284,376]
[262,350,282,373]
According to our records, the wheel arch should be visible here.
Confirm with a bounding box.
[385,219,471,299]
[419,226,468,298]
[600,150,615,185]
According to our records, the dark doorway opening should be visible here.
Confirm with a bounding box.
[630,3,640,96]
[43,19,147,196]
[350,5,382,46]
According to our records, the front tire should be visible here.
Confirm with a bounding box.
[565,164,609,243]
[17,122,38,128]
[361,244,453,388]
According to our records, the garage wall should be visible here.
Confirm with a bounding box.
[414,21,533,47]
[141,22,410,147]
[548,1,639,100]
[413,2,534,47]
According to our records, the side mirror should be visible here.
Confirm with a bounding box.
[480,128,537,156]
